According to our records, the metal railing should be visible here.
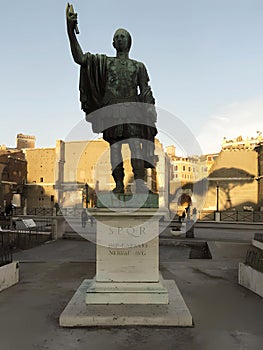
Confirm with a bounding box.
[60,208,82,217]
[0,246,12,267]
[199,210,263,222]
[254,233,263,242]
[24,208,54,216]
[8,206,263,222]
[0,230,52,252]
[1,229,13,266]
[245,249,263,273]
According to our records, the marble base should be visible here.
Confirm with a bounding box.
[96,192,159,208]
[92,208,167,282]
[85,274,168,304]
[59,279,193,327]
[96,236,159,282]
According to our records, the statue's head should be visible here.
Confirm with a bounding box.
[112,28,132,52]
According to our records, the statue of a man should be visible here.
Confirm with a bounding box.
[66,4,157,194]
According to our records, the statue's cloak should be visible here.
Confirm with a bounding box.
[79,53,107,133]
[79,53,157,167]
[79,53,157,138]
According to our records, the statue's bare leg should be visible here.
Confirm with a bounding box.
[110,141,125,193]
[128,139,150,193]
[141,138,155,168]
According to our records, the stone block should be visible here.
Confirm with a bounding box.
[96,192,159,208]
[85,273,168,304]
[0,261,19,292]
[238,262,263,298]
[59,279,193,327]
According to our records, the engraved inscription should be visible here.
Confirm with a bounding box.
[109,250,130,256]
[108,226,147,237]
[108,243,148,257]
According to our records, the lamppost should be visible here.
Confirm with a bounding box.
[215,182,220,221]
[216,183,219,212]
[84,183,89,208]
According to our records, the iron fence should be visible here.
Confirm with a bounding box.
[8,206,263,222]
[0,230,51,252]
[220,211,237,221]
[26,208,54,216]
[0,246,12,267]
[199,211,215,221]
[1,217,53,232]
[13,207,81,217]
[61,208,82,217]
[254,233,263,242]
[171,210,263,222]
[0,230,13,266]
[252,212,263,222]
[245,249,263,273]
[199,210,263,222]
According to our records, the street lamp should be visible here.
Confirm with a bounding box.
[216,183,219,212]
[215,183,220,221]
[84,183,89,208]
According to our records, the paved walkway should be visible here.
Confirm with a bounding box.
[0,237,262,350]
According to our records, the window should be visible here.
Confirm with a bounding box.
[40,177,44,182]
[182,165,186,171]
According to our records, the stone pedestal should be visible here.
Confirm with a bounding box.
[60,206,193,327]
[87,208,168,304]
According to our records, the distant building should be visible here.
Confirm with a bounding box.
[0,149,27,209]
[166,146,199,182]
[166,146,217,216]
[16,133,36,149]
[23,138,169,210]
[204,146,258,211]
[23,147,56,208]
[203,133,263,211]
[255,143,263,209]
[198,153,219,179]
[222,132,263,151]
[166,145,176,158]
[4,131,262,214]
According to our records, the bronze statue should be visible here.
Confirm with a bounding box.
[66,4,157,194]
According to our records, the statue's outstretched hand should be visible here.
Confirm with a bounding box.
[66,3,79,34]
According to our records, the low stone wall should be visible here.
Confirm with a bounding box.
[0,261,19,292]
[239,262,263,298]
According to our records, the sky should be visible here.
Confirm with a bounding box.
[1,0,263,155]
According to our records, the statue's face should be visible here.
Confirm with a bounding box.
[113,29,131,52]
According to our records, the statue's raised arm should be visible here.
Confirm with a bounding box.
[66,3,85,66]
[66,3,79,34]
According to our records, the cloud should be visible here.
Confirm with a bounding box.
[197,98,263,154]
